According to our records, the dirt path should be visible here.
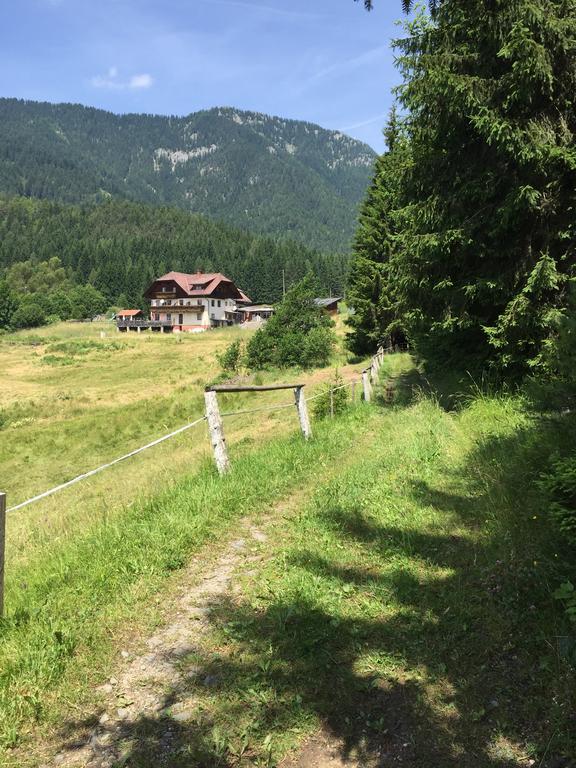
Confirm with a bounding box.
[40,410,387,768]
[50,520,271,768]
[49,511,371,768]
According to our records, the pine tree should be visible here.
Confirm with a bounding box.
[346,109,408,355]
[390,0,576,375]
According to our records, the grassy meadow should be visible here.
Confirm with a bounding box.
[0,319,362,576]
[1,331,574,766]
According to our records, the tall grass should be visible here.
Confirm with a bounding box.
[1,321,368,578]
[0,407,373,754]
[76,367,574,767]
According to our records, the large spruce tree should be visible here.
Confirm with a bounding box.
[400,0,576,374]
[354,0,576,377]
[346,108,408,355]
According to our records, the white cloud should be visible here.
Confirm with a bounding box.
[129,73,154,89]
[309,46,388,84]
[90,67,154,90]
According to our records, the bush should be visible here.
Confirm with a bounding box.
[540,455,576,627]
[0,280,19,330]
[68,285,107,320]
[312,371,350,420]
[246,331,276,370]
[553,582,576,626]
[302,326,335,368]
[540,454,576,544]
[11,303,47,329]
[245,276,336,370]
[217,339,244,374]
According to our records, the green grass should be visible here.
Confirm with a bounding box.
[0,320,367,580]
[0,404,376,758]
[66,360,572,768]
[3,352,575,766]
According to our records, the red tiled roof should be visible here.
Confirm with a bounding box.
[117,309,142,317]
[237,289,252,304]
[146,271,251,302]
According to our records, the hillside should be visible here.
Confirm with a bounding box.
[0,196,349,305]
[0,99,376,252]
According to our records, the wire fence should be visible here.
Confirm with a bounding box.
[6,416,208,514]
[6,354,388,514]
[3,390,327,515]
[5,349,388,515]
[0,344,390,613]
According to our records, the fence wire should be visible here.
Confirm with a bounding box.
[7,356,383,514]
[7,415,207,513]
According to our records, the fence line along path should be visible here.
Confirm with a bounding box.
[0,345,388,616]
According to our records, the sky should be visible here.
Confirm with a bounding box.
[1,0,406,152]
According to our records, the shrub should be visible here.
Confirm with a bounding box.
[553,582,576,626]
[0,279,19,330]
[217,339,244,373]
[246,331,276,370]
[540,454,576,544]
[540,455,576,628]
[302,326,335,368]
[68,285,107,320]
[312,371,350,420]
[11,303,47,329]
[245,276,336,370]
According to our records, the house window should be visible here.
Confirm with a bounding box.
[179,300,184,306]
[217,300,221,307]
[211,299,215,307]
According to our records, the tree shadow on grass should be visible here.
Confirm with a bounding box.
[54,410,576,767]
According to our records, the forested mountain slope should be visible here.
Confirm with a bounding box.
[0,196,348,305]
[0,99,376,252]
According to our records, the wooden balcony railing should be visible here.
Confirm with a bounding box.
[116,318,173,328]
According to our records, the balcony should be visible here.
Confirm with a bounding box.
[116,318,173,330]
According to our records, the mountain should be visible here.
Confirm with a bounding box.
[0,99,377,252]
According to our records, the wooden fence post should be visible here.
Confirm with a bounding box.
[329,386,334,418]
[362,370,372,402]
[204,390,230,475]
[294,386,312,439]
[0,493,5,618]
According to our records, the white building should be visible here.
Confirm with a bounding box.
[141,271,251,332]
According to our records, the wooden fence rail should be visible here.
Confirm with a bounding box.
[203,345,388,473]
[204,383,311,474]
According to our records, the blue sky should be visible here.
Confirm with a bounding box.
[2,0,405,151]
